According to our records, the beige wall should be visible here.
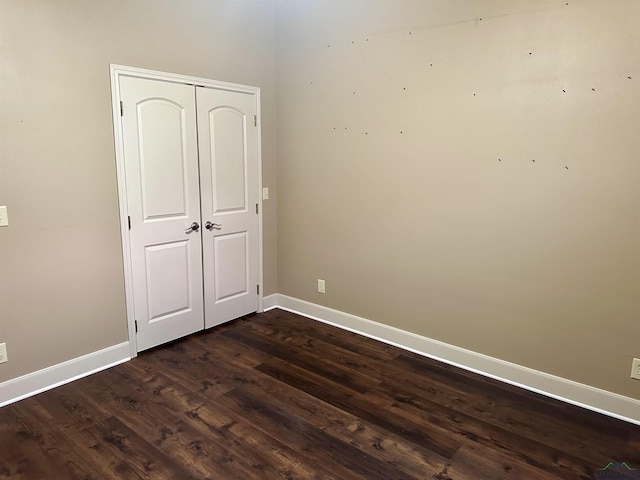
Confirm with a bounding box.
[276,0,640,399]
[0,0,277,382]
[1,0,639,402]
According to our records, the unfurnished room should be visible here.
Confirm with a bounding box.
[1,1,639,479]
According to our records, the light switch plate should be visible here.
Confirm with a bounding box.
[0,206,8,227]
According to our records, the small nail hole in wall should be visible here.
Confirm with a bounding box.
[532,159,536,163]
[565,166,569,169]
[628,76,632,79]
[498,158,501,162]
[562,89,566,93]
[592,88,596,91]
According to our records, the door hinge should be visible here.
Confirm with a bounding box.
[120,100,124,116]
[256,203,259,214]
[254,115,257,127]
[134,320,138,333]
[128,215,131,230]
[257,284,260,295]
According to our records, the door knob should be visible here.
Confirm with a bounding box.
[185,222,200,233]
[205,221,222,230]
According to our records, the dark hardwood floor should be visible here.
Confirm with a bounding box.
[1,309,638,479]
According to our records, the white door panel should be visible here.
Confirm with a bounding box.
[213,232,248,301]
[209,107,247,213]
[120,76,204,351]
[138,100,190,219]
[197,87,259,328]
[145,240,192,320]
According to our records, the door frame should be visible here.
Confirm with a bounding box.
[109,64,264,358]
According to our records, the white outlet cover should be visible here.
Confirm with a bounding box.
[262,188,269,200]
[0,343,7,363]
[0,206,8,227]
[631,358,640,380]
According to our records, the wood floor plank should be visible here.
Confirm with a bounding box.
[255,358,466,459]
[221,417,341,480]
[114,368,327,480]
[0,400,123,480]
[239,314,394,382]
[258,309,401,361]
[109,343,351,479]
[186,402,337,480]
[235,379,448,479]
[1,309,638,480]
[85,368,269,479]
[221,327,381,394]
[193,330,273,369]
[195,331,448,473]
[28,381,113,429]
[75,415,201,480]
[144,336,450,478]
[388,353,638,463]
[442,440,562,480]
[393,352,633,438]
[365,381,595,480]
[218,387,418,480]
[246,308,619,474]
[141,336,433,479]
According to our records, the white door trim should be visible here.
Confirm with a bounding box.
[109,64,264,357]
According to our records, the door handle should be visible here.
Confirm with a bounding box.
[185,222,200,233]
[205,221,222,230]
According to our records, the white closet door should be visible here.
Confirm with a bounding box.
[120,76,204,351]
[196,87,259,328]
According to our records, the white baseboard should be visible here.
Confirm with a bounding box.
[0,342,131,407]
[262,294,278,311]
[5,298,638,425]
[274,294,640,426]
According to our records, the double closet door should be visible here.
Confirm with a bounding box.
[120,75,260,352]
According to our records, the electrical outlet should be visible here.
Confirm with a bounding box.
[0,343,7,364]
[262,187,269,200]
[0,206,8,227]
[631,358,640,380]
[317,279,326,294]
